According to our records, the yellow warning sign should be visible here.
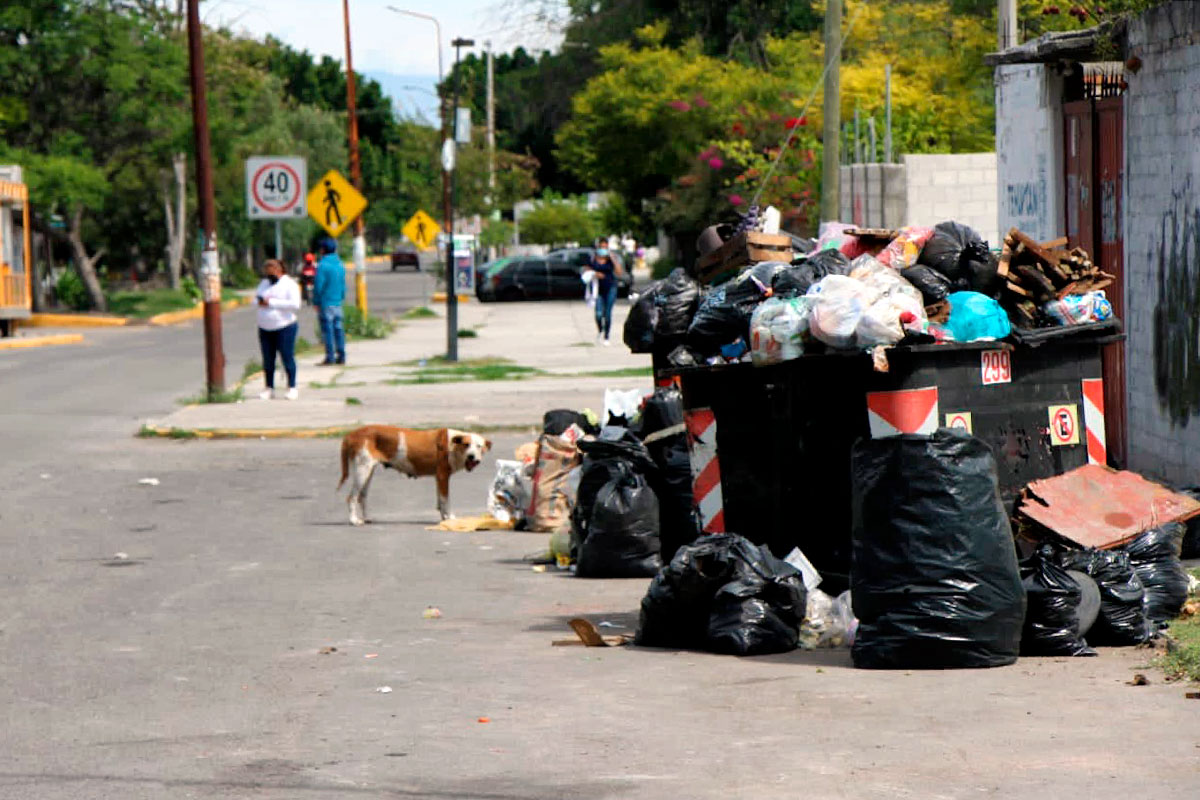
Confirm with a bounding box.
[307,170,367,237]
[944,411,973,434]
[1048,404,1080,446]
[402,209,442,251]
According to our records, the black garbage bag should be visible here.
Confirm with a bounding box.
[572,428,661,577]
[639,387,698,563]
[687,263,784,353]
[1180,488,1200,559]
[965,252,1003,297]
[1058,549,1149,646]
[636,533,806,655]
[1020,546,1097,657]
[623,280,662,353]
[668,345,703,367]
[850,431,1026,669]
[543,409,596,437]
[575,463,662,578]
[900,265,952,303]
[1121,523,1189,625]
[775,250,851,296]
[917,221,990,283]
[656,268,702,343]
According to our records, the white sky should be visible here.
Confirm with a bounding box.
[208,0,566,78]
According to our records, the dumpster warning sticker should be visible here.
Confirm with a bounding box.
[945,412,973,434]
[1082,378,1106,464]
[981,349,1012,385]
[1048,404,1080,446]
[867,387,939,438]
[685,407,725,534]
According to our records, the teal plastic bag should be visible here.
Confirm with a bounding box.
[946,291,1011,342]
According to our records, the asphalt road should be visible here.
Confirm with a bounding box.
[2,265,1199,799]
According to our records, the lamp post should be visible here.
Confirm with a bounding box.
[343,0,368,314]
[445,36,474,362]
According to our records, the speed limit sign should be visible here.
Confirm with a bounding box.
[245,156,307,219]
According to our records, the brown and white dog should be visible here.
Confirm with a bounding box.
[338,426,492,525]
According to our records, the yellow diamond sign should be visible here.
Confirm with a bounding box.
[402,209,442,251]
[307,170,367,237]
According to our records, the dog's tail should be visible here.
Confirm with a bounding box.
[337,437,351,491]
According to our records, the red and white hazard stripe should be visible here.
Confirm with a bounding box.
[1082,378,1107,465]
[685,407,725,533]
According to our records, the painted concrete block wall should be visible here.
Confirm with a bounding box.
[1123,2,1200,483]
[994,64,1065,243]
[838,156,998,244]
[902,153,999,246]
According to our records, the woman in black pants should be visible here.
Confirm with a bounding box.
[255,259,302,400]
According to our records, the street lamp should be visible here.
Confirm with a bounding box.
[386,7,442,83]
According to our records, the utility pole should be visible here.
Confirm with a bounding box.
[884,63,893,163]
[343,0,368,314]
[185,0,225,397]
[820,0,842,223]
[998,0,1018,51]
[485,41,496,259]
[444,37,474,363]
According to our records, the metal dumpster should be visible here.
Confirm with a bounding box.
[670,321,1122,593]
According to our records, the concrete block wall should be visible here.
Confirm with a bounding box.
[1123,1,1200,484]
[994,64,1065,243]
[838,155,998,244]
[902,153,1000,246]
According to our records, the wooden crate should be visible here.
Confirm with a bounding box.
[694,231,793,285]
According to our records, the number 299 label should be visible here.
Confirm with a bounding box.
[981,349,1012,385]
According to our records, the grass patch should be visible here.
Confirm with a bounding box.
[242,358,263,382]
[178,386,244,405]
[344,305,396,339]
[393,355,512,368]
[402,306,437,319]
[577,366,654,378]
[345,397,363,406]
[295,336,318,355]
[387,363,542,385]
[138,425,198,440]
[457,328,478,338]
[107,288,197,319]
[1159,568,1200,683]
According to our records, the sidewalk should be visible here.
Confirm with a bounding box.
[142,299,653,436]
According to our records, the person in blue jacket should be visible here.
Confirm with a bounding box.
[312,237,346,365]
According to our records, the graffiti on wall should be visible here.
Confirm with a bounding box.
[1004,154,1050,240]
[1153,192,1200,425]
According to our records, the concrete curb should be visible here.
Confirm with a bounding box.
[431,292,473,303]
[148,296,253,326]
[0,333,86,350]
[137,421,536,441]
[26,313,128,328]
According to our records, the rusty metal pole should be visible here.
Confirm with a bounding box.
[186,0,225,397]
[820,0,842,223]
[343,0,368,314]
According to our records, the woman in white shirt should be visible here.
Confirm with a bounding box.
[255,259,302,400]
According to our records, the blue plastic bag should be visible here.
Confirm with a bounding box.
[946,291,1011,342]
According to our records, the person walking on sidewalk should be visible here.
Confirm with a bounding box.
[589,237,620,346]
[255,259,302,400]
[313,236,346,365]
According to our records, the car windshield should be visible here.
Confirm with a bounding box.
[482,258,514,278]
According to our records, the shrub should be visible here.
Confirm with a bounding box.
[56,269,90,310]
[342,305,395,339]
[180,275,203,303]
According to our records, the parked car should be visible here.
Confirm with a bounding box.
[476,250,632,302]
[391,246,421,271]
[546,247,632,297]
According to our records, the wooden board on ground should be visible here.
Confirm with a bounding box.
[694,230,793,285]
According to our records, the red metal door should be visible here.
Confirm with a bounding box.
[1063,101,1095,258]
[1095,96,1127,467]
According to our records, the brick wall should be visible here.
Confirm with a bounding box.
[837,154,999,245]
[1123,1,1200,484]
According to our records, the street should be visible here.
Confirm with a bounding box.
[3,272,1200,800]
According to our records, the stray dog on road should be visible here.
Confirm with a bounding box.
[338,425,492,525]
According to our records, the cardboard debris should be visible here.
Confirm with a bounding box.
[551,618,631,647]
[1018,465,1200,550]
[427,515,515,532]
[695,230,792,285]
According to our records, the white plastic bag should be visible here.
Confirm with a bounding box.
[603,388,644,427]
[799,589,858,649]
[807,274,877,349]
[856,298,907,347]
[750,296,813,365]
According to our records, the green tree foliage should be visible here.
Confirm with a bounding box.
[518,195,597,246]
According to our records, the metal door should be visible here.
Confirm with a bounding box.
[1063,100,1095,258]
[1096,96,1127,467]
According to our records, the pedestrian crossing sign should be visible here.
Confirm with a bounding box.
[307,170,367,237]
[403,210,442,251]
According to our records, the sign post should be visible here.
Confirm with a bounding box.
[246,156,306,263]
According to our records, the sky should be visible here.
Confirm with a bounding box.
[209,0,565,120]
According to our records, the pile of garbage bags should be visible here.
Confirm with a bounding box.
[636,533,808,656]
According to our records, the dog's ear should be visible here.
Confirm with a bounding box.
[451,434,467,447]
[484,438,493,452]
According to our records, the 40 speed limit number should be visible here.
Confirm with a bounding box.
[245,156,307,219]
[980,349,1012,386]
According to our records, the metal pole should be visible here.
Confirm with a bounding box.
[867,117,877,164]
[854,106,862,164]
[486,41,496,259]
[343,0,368,314]
[185,0,225,398]
[274,220,282,261]
[820,0,842,223]
[446,38,473,362]
[998,0,1018,52]
[884,63,893,163]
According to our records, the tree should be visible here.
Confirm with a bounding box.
[519,195,597,246]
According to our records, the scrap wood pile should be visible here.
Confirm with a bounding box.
[999,229,1116,327]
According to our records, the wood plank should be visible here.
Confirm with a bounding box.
[1040,236,1069,249]
[1011,229,1063,269]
